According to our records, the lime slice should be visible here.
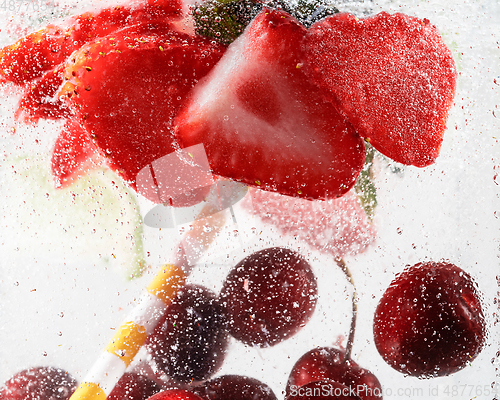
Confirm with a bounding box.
[1,152,146,279]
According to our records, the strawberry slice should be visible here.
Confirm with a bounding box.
[305,12,457,167]
[51,118,101,188]
[59,23,225,193]
[15,65,72,123]
[174,9,366,201]
[244,187,375,257]
[0,0,183,85]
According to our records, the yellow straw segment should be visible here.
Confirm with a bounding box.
[71,382,106,399]
[104,322,148,367]
[70,264,186,398]
[69,200,229,400]
[147,263,186,306]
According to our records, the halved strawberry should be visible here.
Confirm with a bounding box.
[244,187,375,257]
[305,12,457,167]
[174,9,366,201]
[15,65,72,123]
[51,118,101,188]
[0,0,183,85]
[59,23,225,193]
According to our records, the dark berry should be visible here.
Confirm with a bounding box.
[146,284,228,383]
[146,389,204,400]
[193,375,277,400]
[108,372,162,400]
[0,366,77,400]
[286,347,382,400]
[373,261,486,377]
[220,247,317,347]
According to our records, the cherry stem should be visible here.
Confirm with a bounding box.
[335,258,356,363]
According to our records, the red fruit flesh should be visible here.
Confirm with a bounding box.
[286,380,362,400]
[373,261,486,377]
[220,247,318,347]
[59,24,225,191]
[108,372,161,400]
[15,66,72,123]
[0,366,77,400]
[175,9,366,201]
[305,12,457,167]
[0,25,73,85]
[0,0,183,85]
[286,347,382,400]
[244,187,375,257]
[51,119,101,188]
[145,284,228,383]
[193,375,277,400]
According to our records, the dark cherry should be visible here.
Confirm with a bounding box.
[286,347,382,400]
[192,375,277,400]
[286,380,362,400]
[145,284,229,383]
[373,261,486,378]
[146,389,204,400]
[108,372,162,400]
[219,247,318,347]
[0,366,77,400]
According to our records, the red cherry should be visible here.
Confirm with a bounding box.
[146,284,229,383]
[286,347,382,400]
[0,366,77,400]
[286,380,362,400]
[373,261,486,377]
[147,389,204,400]
[108,372,162,400]
[192,375,277,400]
[219,247,318,347]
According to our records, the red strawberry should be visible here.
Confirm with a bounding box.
[58,24,225,195]
[174,9,366,201]
[0,0,183,85]
[243,187,374,257]
[305,12,457,167]
[15,65,72,123]
[51,119,101,188]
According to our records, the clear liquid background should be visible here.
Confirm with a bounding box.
[0,0,499,399]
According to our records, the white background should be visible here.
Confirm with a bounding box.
[0,0,499,399]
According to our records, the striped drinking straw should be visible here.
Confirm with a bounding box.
[69,197,230,400]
